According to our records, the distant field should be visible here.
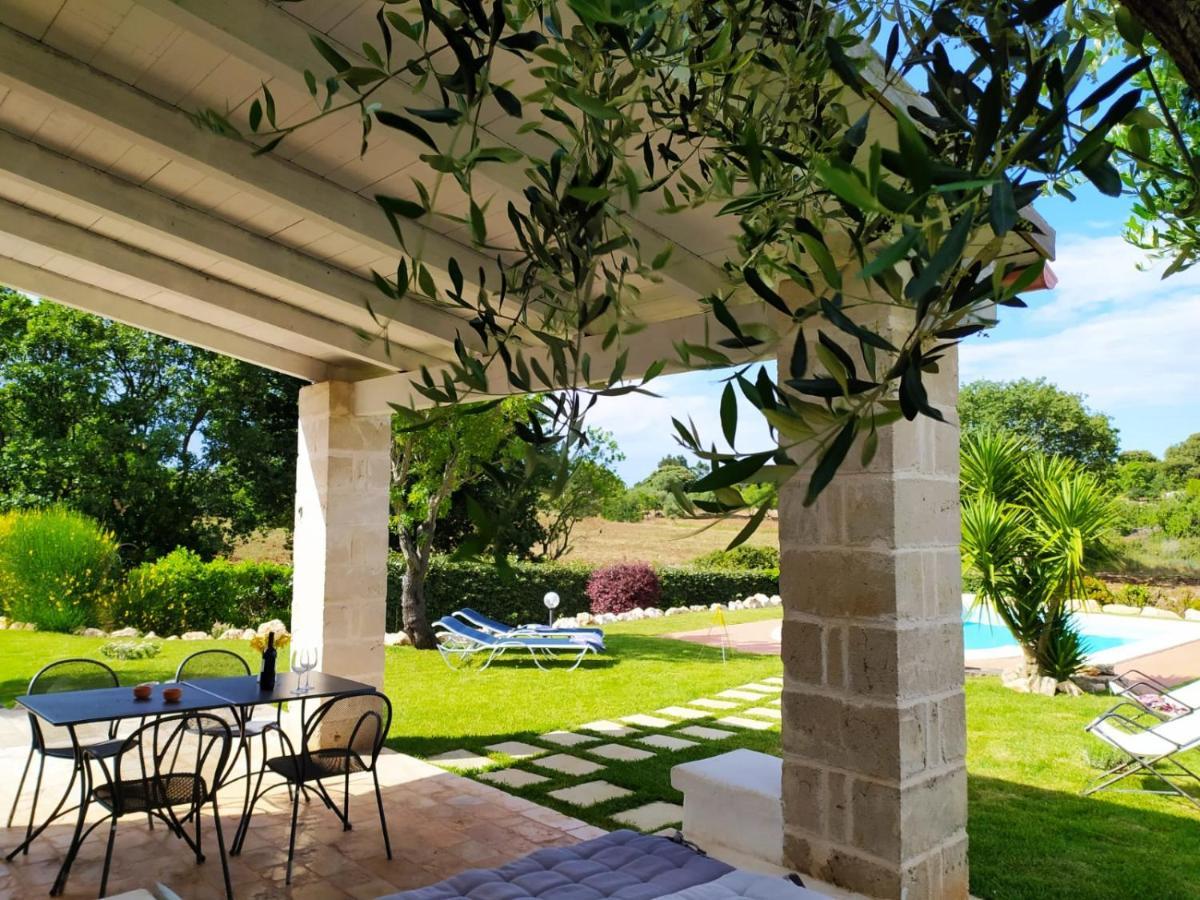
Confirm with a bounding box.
[231,515,778,568]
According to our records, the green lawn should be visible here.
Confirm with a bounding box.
[1,611,1198,899]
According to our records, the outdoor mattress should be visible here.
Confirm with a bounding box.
[378,830,827,900]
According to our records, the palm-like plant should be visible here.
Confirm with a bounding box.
[960,431,1118,680]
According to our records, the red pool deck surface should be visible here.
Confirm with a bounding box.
[667,618,1200,685]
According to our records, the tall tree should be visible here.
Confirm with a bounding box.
[0,289,301,562]
[534,428,625,560]
[1163,433,1200,489]
[959,379,1119,474]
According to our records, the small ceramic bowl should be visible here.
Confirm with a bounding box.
[162,686,183,703]
[132,683,152,701]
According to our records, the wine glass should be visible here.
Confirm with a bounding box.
[291,647,317,694]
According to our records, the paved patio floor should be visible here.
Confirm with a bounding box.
[0,709,602,899]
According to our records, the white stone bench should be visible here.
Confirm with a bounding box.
[671,748,784,870]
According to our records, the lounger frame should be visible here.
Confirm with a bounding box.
[1083,702,1200,809]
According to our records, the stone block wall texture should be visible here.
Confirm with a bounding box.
[776,305,967,899]
[291,381,392,693]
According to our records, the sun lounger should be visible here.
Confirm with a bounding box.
[1108,669,1200,718]
[453,607,605,646]
[433,616,602,671]
[1083,701,1200,808]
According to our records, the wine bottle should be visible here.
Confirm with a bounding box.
[259,631,277,690]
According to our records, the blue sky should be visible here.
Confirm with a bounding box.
[593,186,1200,484]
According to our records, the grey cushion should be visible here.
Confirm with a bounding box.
[380,830,733,900]
[657,870,827,900]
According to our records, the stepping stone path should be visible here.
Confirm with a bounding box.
[484,740,545,759]
[688,698,738,710]
[716,690,768,701]
[620,714,674,728]
[579,720,639,737]
[716,715,775,731]
[548,781,632,807]
[614,802,684,831]
[589,743,656,762]
[479,769,550,788]
[744,707,782,720]
[428,750,493,770]
[763,676,784,685]
[768,698,781,706]
[677,725,736,740]
[636,734,699,751]
[540,730,598,747]
[736,683,781,693]
[533,754,606,776]
[655,706,710,720]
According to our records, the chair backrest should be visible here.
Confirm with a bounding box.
[458,608,511,633]
[302,691,392,767]
[435,616,496,646]
[26,658,120,750]
[97,713,232,821]
[174,649,259,726]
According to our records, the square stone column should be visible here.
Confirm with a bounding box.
[776,317,967,898]
[290,381,392,692]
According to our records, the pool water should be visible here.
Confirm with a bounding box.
[963,619,1129,654]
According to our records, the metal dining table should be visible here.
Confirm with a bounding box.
[11,671,374,896]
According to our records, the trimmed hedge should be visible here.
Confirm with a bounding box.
[384,554,779,628]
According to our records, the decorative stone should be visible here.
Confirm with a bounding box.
[428,750,493,770]
[532,754,605,776]
[240,629,256,640]
[256,619,289,636]
[1056,680,1084,696]
[688,698,738,710]
[655,706,710,720]
[218,628,243,641]
[677,725,736,740]
[384,631,412,646]
[636,734,699,751]
[483,741,545,760]
[109,626,139,638]
[715,716,775,731]
[181,631,209,641]
[1102,604,1141,616]
[1140,607,1182,620]
[144,632,158,640]
[620,714,674,728]
[613,801,684,831]
[0,616,8,629]
[540,731,598,747]
[1186,609,1200,622]
[579,720,639,737]
[743,707,782,720]
[547,781,632,807]
[82,628,107,638]
[588,743,655,762]
[478,768,549,788]
[165,635,178,641]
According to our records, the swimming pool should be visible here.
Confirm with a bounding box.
[963,619,1128,654]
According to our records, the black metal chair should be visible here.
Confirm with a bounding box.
[5,658,122,860]
[58,712,234,899]
[232,691,393,884]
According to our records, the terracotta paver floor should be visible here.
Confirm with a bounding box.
[0,710,602,899]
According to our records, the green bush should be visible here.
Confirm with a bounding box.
[0,507,120,632]
[1080,575,1113,603]
[1117,583,1152,608]
[690,545,780,571]
[108,548,291,634]
[657,567,779,607]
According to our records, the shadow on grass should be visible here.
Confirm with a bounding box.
[968,773,1200,900]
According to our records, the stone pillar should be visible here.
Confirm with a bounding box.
[776,316,967,898]
[290,381,392,693]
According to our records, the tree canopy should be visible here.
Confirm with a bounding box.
[959,379,1119,474]
[0,289,300,563]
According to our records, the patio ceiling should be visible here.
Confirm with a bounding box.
[0,0,1053,414]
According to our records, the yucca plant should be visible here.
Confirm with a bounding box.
[961,432,1118,680]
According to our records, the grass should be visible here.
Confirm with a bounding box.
[2,614,1200,898]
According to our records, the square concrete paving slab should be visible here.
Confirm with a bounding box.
[744,707,783,720]
[688,698,739,710]
[484,740,546,759]
[768,698,781,706]
[428,749,494,770]
[613,801,685,831]
[579,719,640,737]
[762,676,784,685]
[588,743,655,762]
[540,730,599,747]
[655,706,710,720]
[636,734,699,751]
[716,690,767,701]
[547,781,633,807]
[620,714,674,728]
[478,768,551,788]
[716,715,776,731]
[736,682,782,693]
[531,753,606,776]
[677,725,736,740]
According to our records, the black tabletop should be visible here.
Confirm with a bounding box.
[17,672,374,728]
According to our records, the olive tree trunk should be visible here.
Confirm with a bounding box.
[1125,1,1200,98]
[398,529,438,649]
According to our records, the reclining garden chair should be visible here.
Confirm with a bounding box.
[433,616,603,671]
[452,607,605,646]
[1109,669,1200,718]
[1083,702,1200,809]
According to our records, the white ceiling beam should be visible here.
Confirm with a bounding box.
[143,0,730,303]
[0,197,411,374]
[0,23,493,284]
[352,310,774,416]
[0,127,474,357]
[0,255,332,382]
